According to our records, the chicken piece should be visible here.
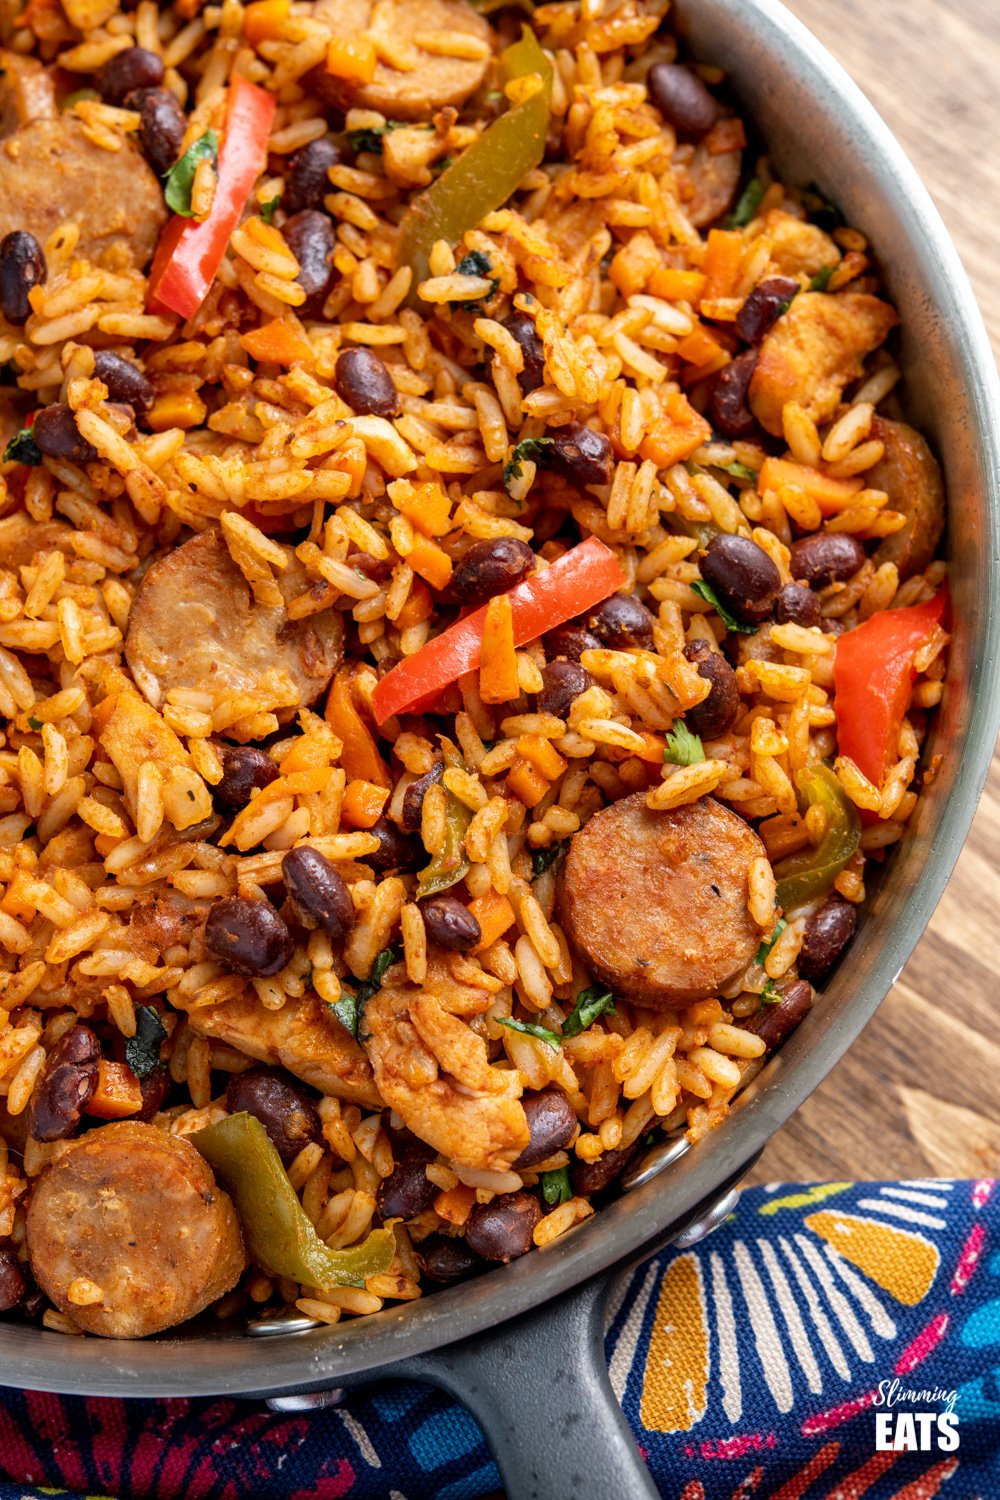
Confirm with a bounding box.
[311,0,492,121]
[0,516,76,571]
[124,530,343,718]
[26,1121,245,1338]
[365,969,528,1171]
[764,210,840,279]
[186,989,382,1110]
[98,689,192,823]
[749,291,898,437]
[0,51,57,136]
[0,118,166,269]
[869,417,946,580]
[127,890,207,961]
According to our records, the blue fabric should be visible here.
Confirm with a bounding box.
[1,1179,996,1498]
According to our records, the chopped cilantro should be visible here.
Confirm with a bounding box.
[449,251,500,312]
[496,1016,562,1051]
[3,427,41,466]
[561,983,616,1038]
[756,916,787,966]
[540,1166,572,1205]
[725,177,764,229]
[531,840,567,878]
[125,1005,167,1079]
[502,435,554,492]
[761,978,783,1005]
[664,721,706,767]
[691,578,758,635]
[801,182,845,232]
[333,946,398,1041]
[714,459,758,483]
[27,716,42,731]
[332,991,360,1039]
[164,130,219,218]
[260,194,281,224]
[809,265,835,292]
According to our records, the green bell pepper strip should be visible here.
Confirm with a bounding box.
[417,789,472,898]
[399,27,553,295]
[773,763,861,912]
[192,1113,396,1290]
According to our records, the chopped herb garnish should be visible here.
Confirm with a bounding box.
[761,978,783,1005]
[449,250,500,311]
[531,840,567,878]
[27,716,42,731]
[664,721,706,767]
[3,427,41,466]
[496,1016,562,1051]
[333,946,398,1041]
[332,991,359,1039]
[756,916,787,966]
[714,459,758,483]
[502,435,554,492]
[691,578,758,635]
[801,182,845,232]
[260,193,281,224]
[125,1005,167,1079]
[164,130,219,218]
[561,983,616,1038]
[809,265,835,292]
[725,176,764,229]
[540,1166,572,1205]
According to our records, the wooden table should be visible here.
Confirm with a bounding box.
[750,0,1000,1183]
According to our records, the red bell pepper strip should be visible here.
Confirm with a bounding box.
[148,76,276,320]
[834,589,947,788]
[372,537,626,724]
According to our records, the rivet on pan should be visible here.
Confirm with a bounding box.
[620,1132,689,1192]
[246,1308,322,1338]
[671,1185,741,1250]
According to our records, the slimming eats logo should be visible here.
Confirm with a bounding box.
[873,1378,960,1452]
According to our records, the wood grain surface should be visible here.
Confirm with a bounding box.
[749,0,1000,1184]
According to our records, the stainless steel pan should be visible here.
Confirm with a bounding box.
[4,3,999,1496]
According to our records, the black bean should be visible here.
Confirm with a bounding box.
[570,1143,639,1198]
[204,896,294,977]
[798,897,857,980]
[774,581,821,627]
[789,533,866,587]
[400,761,443,832]
[283,209,336,312]
[15,1289,46,1323]
[544,626,601,663]
[0,1251,26,1313]
[284,136,345,215]
[333,346,400,418]
[735,276,801,345]
[584,591,655,648]
[282,845,354,940]
[226,1066,322,1165]
[351,551,393,583]
[465,1192,541,1263]
[682,639,741,739]
[416,1233,481,1284]
[744,978,813,1049]
[701,533,781,625]
[647,62,718,137]
[28,1025,100,1143]
[503,311,546,393]
[537,658,591,720]
[32,404,97,464]
[98,46,164,106]
[421,894,481,953]
[711,348,759,438]
[128,86,186,178]
[367,816,422,873]
[214,745,280,810]
[548,423,613,488]
[513,1088,577,1170]
[93,350,154,413]
[0,231,45,325]
[137,1063,171,1122]
[451,537,535,607]
[376,1155,437,1220]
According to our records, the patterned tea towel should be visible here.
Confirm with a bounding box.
[0,1179,997,1500]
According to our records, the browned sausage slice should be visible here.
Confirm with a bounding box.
[0,119,166,269]
[311,0,491,121]
[869,417,945,581]
[678,141,741,228]
[26,1121,245,1338]
[559,792,765,1007]
[124,529,343,714]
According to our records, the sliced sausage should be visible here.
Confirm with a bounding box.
[0,119,166,270]
[124,529,343,713]
[310,0,491,121]
[0,51,56,136]
[677,140,741,228]
[559,792,765,1006]
[868,417,945,581]
[26,1121,245,1338]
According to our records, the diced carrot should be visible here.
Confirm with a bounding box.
[325,667,391,787]
[757,456,863,514]
[647,267,707,302]
[631,731,667,764]
[146,390,207,432]
[240,318,313,367]
[705,117,746,155]
[244,0,288,43]
[675,323,728,370]
[341,778,390,829]
[479,593,519,705]
[393,481,452,538]
[609,231,661,299]
[701,228,744,301]
[470,888,516,951]
[86,1060,143,1120]
[516,733,567,781]
[406,536,453,591]
[507,756,549,808]
[325,35,377,83]
[280,766,330,796]
[395,579,433,630]
[279,736,327,774]
[434,1183,476,1225]
[638,390,712,469]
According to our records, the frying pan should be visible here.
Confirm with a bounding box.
[3,2,1000,1497]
